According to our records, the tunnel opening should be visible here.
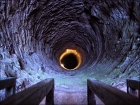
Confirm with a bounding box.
[61,53,78,69]
[59,49,82,70]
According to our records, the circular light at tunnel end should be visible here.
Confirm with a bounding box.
[59,49,82,70]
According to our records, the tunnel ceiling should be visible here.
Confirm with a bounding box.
[0,0,140,92]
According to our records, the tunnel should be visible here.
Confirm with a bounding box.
[0,0,140,104]
[61,53,79,69]
[59,49,82,70]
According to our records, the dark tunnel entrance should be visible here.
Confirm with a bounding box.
[61,53,78,69]
[59,49,82,70]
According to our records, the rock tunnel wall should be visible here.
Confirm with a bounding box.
[0,0,140,101]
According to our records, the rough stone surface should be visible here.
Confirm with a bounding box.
[0,0,140,104]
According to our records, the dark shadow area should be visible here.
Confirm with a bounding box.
[61,53,78,69]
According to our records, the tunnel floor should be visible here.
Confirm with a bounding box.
[39,86,104,105]
[40,90,104,105]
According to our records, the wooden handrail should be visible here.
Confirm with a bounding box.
[0,77,16,97]
[87,79,140,105]
[0,78,54,105]
[127,79,140,98]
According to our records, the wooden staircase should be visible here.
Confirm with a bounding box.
[0,77,139,105]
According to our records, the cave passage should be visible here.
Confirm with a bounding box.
[59,49,82,70]
[0,0,140,104]
[61,53,78,70]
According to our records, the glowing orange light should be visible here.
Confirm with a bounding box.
[59,49,82,70]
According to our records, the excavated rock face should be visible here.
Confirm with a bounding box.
[0,0,140,103]
[0,0,103,74]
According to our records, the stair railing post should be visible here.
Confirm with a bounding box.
[5,83,16,98]
[87,79,96,105]
[45,79,54,105]
[0,77,16,98]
